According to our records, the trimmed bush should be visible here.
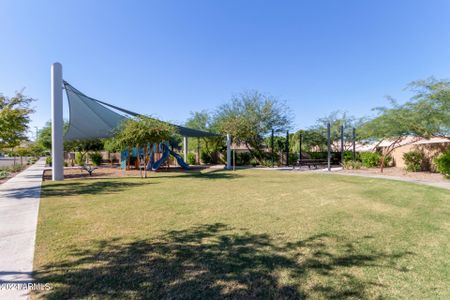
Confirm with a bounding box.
[360,152,381,168]
[187,152,196,165]
[403,150,424,172]
[45,156,52,166]
[236,152,251,165]
[0,170,9,179]
[343,151,360,162]
[89,152,103,166]
[434,149,450,177]
[200,150,212,164]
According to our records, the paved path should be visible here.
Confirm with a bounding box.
[253,166,450,190]
[332,171,450,190]
[0,158,45,300]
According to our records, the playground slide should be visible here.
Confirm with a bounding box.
[169,149,190,170]
[145,149,155,170]
[151,144,170,170]
[149,144,190,171]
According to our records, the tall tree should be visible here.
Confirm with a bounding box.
[359,78,450,172]
[404,78,450,138]
[185,111,224,163]
[311,111,363,151]
[215,90,292,161]
[0,91,35,151]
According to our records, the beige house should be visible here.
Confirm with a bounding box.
[357,137,449,170]
[383,137,449,169]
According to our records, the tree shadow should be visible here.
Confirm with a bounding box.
[40,179,151,198]
[33,223,413,299]
[155,169,242,180]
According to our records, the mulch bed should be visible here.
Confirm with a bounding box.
[43,164,212,181]
[341,167,449,184]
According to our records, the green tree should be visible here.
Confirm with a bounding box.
[35,121,52,151]
[114,116,176,177]
[404,78,450,138]
[103,138,122,166]
[215,90,292,162]
[66,139,104,166]
[185,111,224,164]
[311,111,363,151]
[0,91,35,153]
[359,78,450,172]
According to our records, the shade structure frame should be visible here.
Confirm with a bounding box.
[62,81,220,141]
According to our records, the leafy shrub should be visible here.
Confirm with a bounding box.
[89,152,103,166]
[343,151,360,162]
[360,152,381,168]
[45,156,52,166]
[434,149,450,177]
[341,160,362,170]
[28,158,37,165]
[381,155,393,167]
[0,170,9,179]
[64,161,68,167]
[75,152,85,166]
[288,153,299,165]
[260,159,274,167]
[250,158,258,167]
[236,152,252,165]
[200,150,212,164]
[187,152,196,165]
[403,150,424,172]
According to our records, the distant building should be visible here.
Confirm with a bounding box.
[355,137,450,170]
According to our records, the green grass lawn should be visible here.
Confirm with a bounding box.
[33,169,450,299]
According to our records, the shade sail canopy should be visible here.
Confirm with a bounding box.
[63,81,219,141]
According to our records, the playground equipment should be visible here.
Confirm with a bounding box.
[121,143,190,171]
[50,62,231,181]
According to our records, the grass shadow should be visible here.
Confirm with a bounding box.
[41,179,151,198]
[34,223,413,299]
[155,168,242,180]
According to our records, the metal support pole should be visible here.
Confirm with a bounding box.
[352,127,356,162]
[340,125,344,163]
[271,129,274,168]
[226,133,231,169]
[51,62,64,181]
[233,150,236,171]
[197,137,200,165]
[285,130,289,166]
[183,136,188,162]
[327,123,331,171]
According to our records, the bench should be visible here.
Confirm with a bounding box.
[293,158,341,169]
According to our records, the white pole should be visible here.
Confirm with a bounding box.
[226,133,231,169]
[51,62,64,181]
[183,136,188,161]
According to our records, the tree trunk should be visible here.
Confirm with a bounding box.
[127,146,131,170]
[380,154,385,173]
[137,144,142,178]
[144,144,148,178]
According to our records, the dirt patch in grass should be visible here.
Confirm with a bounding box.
[341,167,448,183]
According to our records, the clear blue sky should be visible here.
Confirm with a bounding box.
[1,0,450,137]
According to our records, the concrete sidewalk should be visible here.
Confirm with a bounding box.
[0,158,46,300]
